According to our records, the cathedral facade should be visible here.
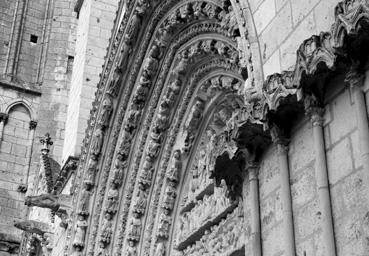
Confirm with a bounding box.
[1,0,369,256]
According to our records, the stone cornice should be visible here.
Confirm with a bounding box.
[0,79,42,96]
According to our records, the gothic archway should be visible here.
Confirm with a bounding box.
[67,1,251,256]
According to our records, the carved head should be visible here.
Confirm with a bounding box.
[173,150,181,159]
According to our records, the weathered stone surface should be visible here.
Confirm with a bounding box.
[1,1,369,256]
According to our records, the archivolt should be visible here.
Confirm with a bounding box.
[68,1,249,256]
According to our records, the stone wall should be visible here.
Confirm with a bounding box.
[0,0,78,253]
[247,0,341,77]
[62,0,119,162]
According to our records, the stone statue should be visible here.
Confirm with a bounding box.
[133,82,150,105]
[77,189,90,217]
[193,2,206,19]
[175,50,189,75]
[154,102,170,132]
[73,215,88,249]
[179,3,192,20]
[162,185,176,211]
[166,79,181,105]
[99,214,113,247]
[127,213,141,242]
[143,55,159,78]
[138,167,154,188]
[127,241,137,256]
[185,99,205,133]
[106,188,119,215]
[111,154,126,187]
[133,186,147,215]
[147,139,161,159]
[91,128,104,159]
[155,242,166,256]
[98,95,113,128]
[126,107,142,133]
[158,209,171,238]
[202,3,216,19]
[84,158,98,188]
[166,150,182,183]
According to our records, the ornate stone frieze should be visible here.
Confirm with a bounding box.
[179,204,245,256]
[175,182,236,250]
[143,58,242,256]
[73,2,243,254]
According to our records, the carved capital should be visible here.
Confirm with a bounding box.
[270,126,289,153]
[29,120,37,130]
[345,67,365,88]
[304,95,324,127]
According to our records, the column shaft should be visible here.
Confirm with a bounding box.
[249,166,262,256]
[311,116,336,256]
[353,86,369,176]
[277,144,295,256]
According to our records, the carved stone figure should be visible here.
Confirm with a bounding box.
[119,132,134,158]
[221,6,239,37]
[185,99,205,133]
[143,55,159,78]
[166,150,182,183]
[203,3,217,19]
[106,188,119,215]
[125,10,142,45]
[138,167,154,188]
[162,185,176,211]
[193,2,206,19]
[91,128,104,159]
[133,186,147,215]
[147,139,161,159]
[127,241,137,256]
[99,214,113,247]
[111,154,126,187]
[77,189,90,217]
[98,96,113,128]
[84,158,98,188]
[166,79,181,105]
[133,82,150,105]
[125,107,142,133]
[179,3,192,20]
[155,242,166,256]
[73,215,88,249]
[127,213,142,242]
[176,50,189,75]
[158,209,171,239]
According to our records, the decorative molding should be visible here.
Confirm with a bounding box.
[67,1,369,256]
